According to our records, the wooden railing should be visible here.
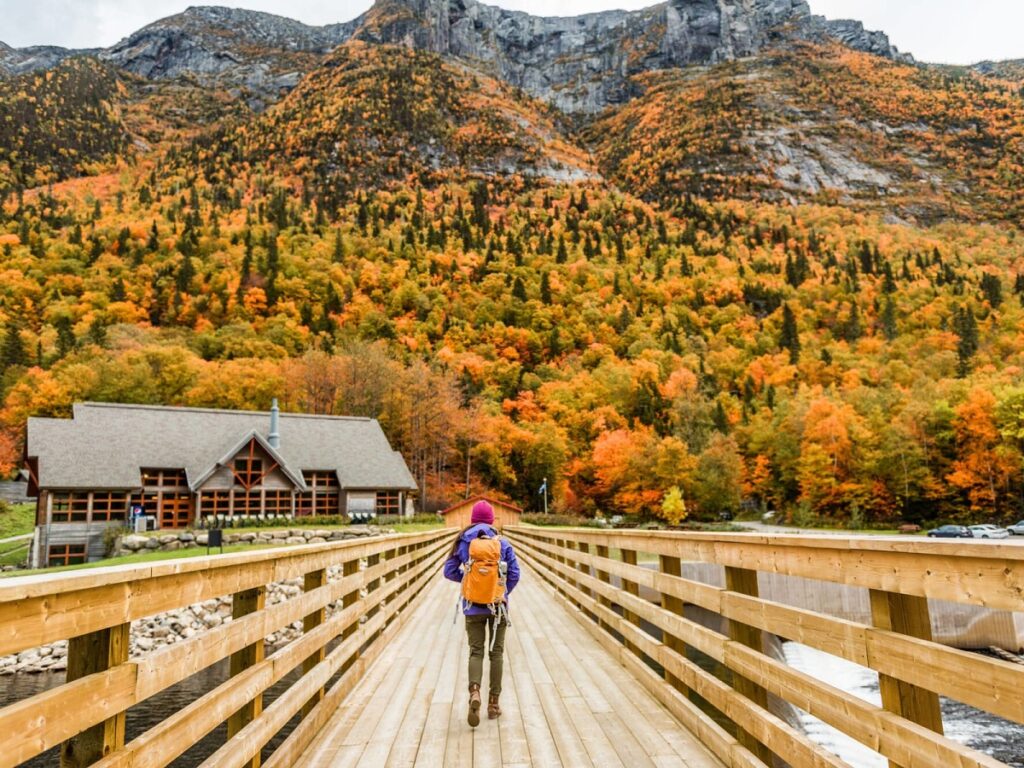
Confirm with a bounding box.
[506,526,1024,768]
[0,529,452,768]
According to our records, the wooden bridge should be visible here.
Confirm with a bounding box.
[1,527,1022,768]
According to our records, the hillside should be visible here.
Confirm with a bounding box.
[1,2,1023,526]
[200,41,595,198]
[588,41,1024,224]
[0,58,132,188]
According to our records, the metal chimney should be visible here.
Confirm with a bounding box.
[269,398,281,449]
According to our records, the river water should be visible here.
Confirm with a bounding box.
[1,657,307,766]
[782,642,1024,767]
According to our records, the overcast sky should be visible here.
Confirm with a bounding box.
[2,0,1022,65]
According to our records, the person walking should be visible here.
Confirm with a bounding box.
[444,499,520,727]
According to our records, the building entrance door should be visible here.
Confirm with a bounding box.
[159,494,192,529]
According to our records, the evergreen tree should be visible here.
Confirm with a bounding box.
[512,276,528,302]
[54,317,76,358]
[955,305,980,377]
[540,272,552,304]
[1,324,26,370]
[981,273,1003,308]
[332,230,346,263]
[842,303,862,342]
[712,400,729,433]
[556,236,568,264]
[779,304,800,364]
[881,296,897,340]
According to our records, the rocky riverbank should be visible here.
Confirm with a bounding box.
[1,526,392,675]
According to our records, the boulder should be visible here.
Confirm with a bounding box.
[122,535,149,551]
[285,536,306,545]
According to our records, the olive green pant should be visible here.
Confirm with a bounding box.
[466,614,507,695]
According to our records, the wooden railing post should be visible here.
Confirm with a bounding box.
[724,566,772,765]
[301,568,327,719]
[620,548,642,656]
[228,585,267,768]
[565,540,582,608]
[365,552,383,641]
[594,544,613,632]
[659,554,689,698]
[870,588,944,768]
[59,623,130,767]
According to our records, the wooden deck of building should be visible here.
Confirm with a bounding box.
[294,566,725,768]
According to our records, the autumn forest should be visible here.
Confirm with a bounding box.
[2,24,1024,527]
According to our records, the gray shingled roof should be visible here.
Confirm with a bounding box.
[27,403,417,492]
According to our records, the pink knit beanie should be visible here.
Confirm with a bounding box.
[470,500,495,525]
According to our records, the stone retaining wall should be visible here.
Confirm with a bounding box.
[117,525,387,555]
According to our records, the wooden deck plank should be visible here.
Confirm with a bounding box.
[517,578,620,768]
[359,585,453,768]
[297,564,726,768]
[294,583,444,767]
[503,592,563,768]
[412,601,462,768]
[496,617,532,767]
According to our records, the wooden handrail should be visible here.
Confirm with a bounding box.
[507,526,1020,768]
[0,529,453,768]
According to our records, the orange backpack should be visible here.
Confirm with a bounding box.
[462,535,505,606]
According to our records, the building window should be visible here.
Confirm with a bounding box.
[50,493,89,523]
[234,490,263,516]
[131,493,160,517]
[200,491,231,517]
[264,490,292,516]
[92,492,128,522]
[376,491,400,516]
[142,468,187,488]
[234,457,264,489]
[48,543,87,566]
[299,471,339,516]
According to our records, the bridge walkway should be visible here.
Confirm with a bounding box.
[295,565,723,768]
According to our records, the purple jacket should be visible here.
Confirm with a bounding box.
[443,523,520,616]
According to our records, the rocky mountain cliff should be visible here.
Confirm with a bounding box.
[0,43,96,76]
[356,0,815,112]
[99,7,361,108]
[1,1,910,113]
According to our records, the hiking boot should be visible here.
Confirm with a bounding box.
[468,684,482,727]
[488,693,501,720]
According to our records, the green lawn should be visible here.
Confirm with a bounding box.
[0,542,29,567]
[0,503,35,539]
[141,521,447,537]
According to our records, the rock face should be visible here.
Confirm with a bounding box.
[2,1,909,114]
[357,0,817,113]
[0,43,95,76]
[352,0,912,113]
[100,6,361,107]
[800,16,912,63]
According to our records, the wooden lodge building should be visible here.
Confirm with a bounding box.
[24,401,417,567]
[441,495,522,530]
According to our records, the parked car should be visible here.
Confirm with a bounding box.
[1008,521,1024,536]
[968,524,1009,539]
[926,525,973,538]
